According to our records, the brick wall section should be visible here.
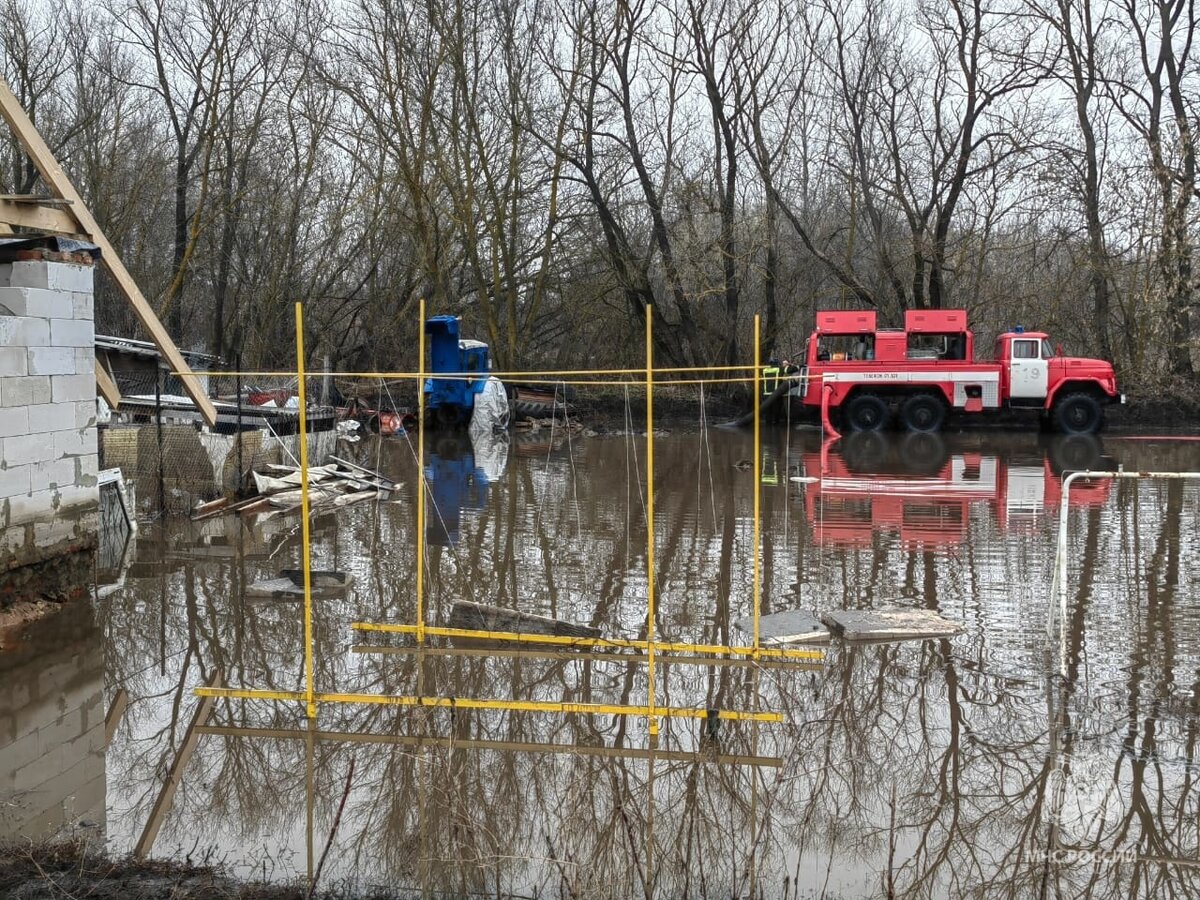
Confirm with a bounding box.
[0,257,99,573]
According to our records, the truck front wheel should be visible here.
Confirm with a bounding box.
[899,393,946,433]
[1053,392,1103,435]
[844,393,891,432]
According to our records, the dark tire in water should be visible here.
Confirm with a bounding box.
[1053,392,1104,435]
[841,431,889,471]
[898,431,948,475]
[899,392,946,433]
[844,393,891,432]
[1048,434,1102,473]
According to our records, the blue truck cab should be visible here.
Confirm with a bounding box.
[424,315,490,425]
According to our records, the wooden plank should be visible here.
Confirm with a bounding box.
[0,193,74,204]
[0,198,87,236]
[328,455,397,489]
[95,358,120,408]
[820,608,963,642]
[0,77,218,427]
[104,688,128,747]
[134,670,222,859]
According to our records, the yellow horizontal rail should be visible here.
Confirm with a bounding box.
[177,363,763,379]
[349,622,825,661]
[192,687,783,722]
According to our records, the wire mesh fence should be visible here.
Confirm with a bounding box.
[99,367,344,518]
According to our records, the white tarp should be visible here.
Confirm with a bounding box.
[470,376,510,441]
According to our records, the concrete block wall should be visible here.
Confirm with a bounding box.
[0,257,99,572]
[0,600,105,839]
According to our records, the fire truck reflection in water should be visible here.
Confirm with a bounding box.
[801,433,1114,549]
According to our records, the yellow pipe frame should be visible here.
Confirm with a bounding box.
[192,687,782,722]
[645,309,658,737]
[294,304,317,720]
[193,303,825,727]
[753,314,761,656]
[416,298,426,644]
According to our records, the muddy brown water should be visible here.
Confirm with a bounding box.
[4,427,1200,898]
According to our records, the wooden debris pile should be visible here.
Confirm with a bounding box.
[191,455,397,521]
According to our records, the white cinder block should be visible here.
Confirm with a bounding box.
[8,490,48,525]
[0,463,30,498]
[47,263,94,294]
[0,263,12,288]
[0,317,50,347]
[3,432,45,466]
[32,457,76,489]
[54,429,93,459]
[71,291,93,319]
[73,348,94,375]
[9,261,50,289]
[0,347,27,377]
[27,403,76,434]
[50,319,93,348]
[0,286,73,319]
[0,407,29,438]
[8,376,52,406]
[51,374,94,404]
[75,400,96,429]
[27,347,75,376]
[76,454,99,482]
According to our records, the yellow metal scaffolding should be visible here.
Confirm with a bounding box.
[193,302,820,728]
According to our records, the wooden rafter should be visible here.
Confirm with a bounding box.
[0,78,218,426]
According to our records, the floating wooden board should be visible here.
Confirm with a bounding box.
[246,575,354,599]
[734,610,830,644]
[447,600,600,640]
[820,608,963,642]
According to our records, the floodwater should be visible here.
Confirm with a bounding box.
[4,425,1200,898]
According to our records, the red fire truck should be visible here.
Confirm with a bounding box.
[791,309,1123,434]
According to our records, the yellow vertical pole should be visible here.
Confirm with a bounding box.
[417,298,427,644]
[645,309,657,738]
[295,302,317,720]
[305,718,315,882]
[753,314,761,657]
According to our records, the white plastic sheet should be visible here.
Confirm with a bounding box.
[469,376,510,441]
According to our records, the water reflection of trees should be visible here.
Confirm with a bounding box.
[93,434,1200,896]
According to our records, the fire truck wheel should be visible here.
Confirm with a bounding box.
[1054,392,1103,435]
[899,393,946,433]
[844,393,891,432]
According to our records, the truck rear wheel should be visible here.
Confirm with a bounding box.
[844,393,890,432]
[1053,392,1103,435]
[899,393,946,433]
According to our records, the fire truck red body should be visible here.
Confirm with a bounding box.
[791,309,1123,434]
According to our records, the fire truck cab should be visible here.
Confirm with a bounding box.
[795,309,1122,434]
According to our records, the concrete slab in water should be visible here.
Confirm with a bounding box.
[734,610,831,644]
[821,608,963,642]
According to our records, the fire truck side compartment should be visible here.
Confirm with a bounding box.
[816,310,877,333]
[905,309,968,333]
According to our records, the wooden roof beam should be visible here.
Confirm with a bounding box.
[0,197,87,237]
[0,78,218,427]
